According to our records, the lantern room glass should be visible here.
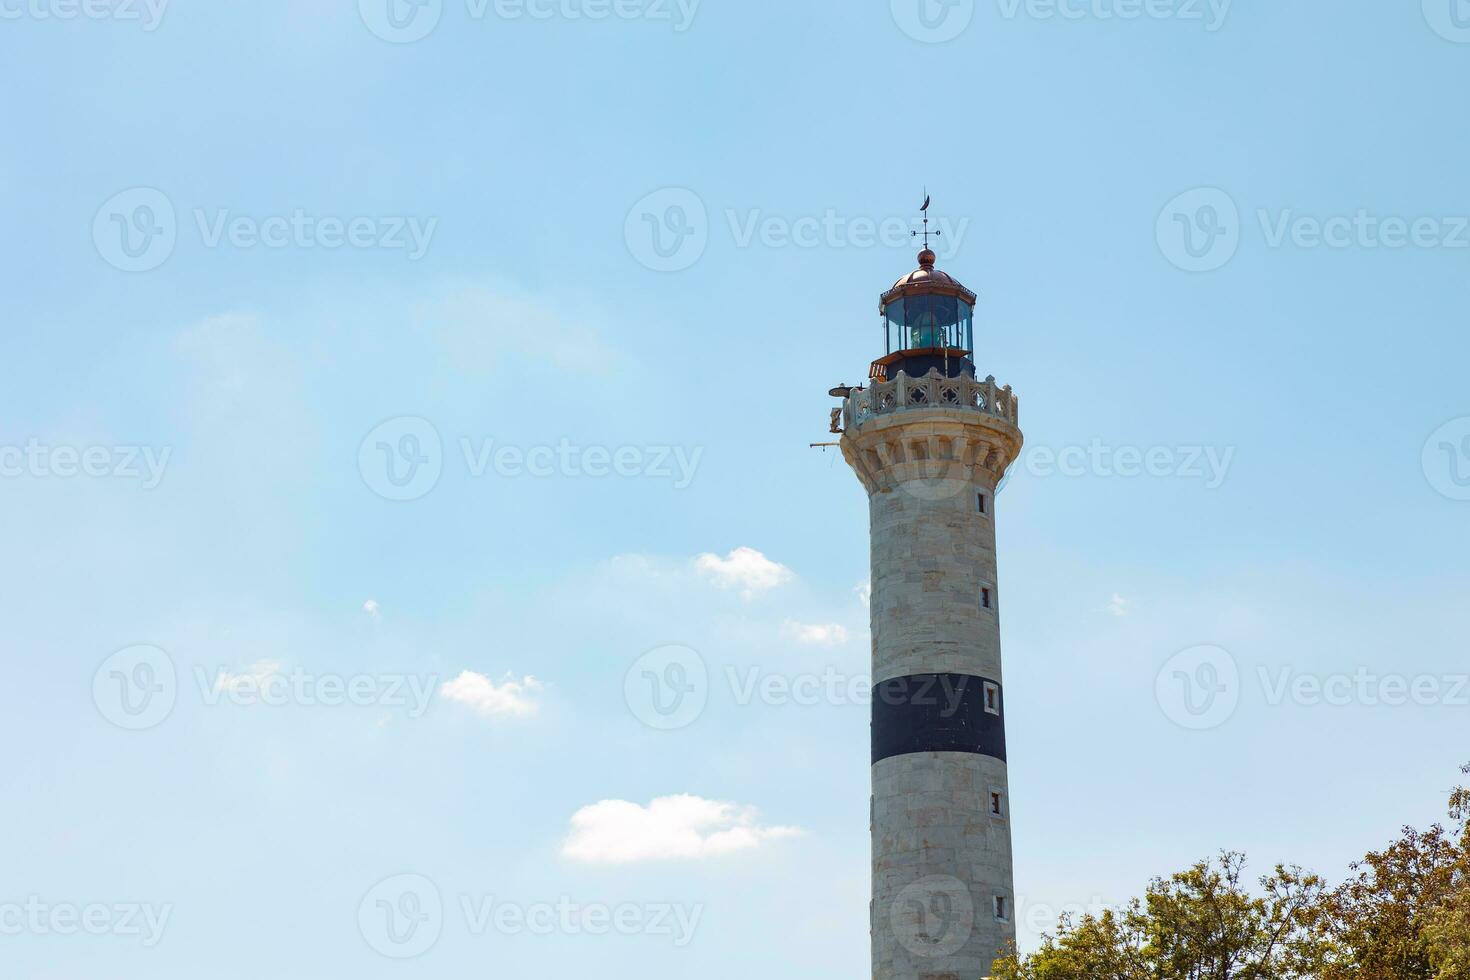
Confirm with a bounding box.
[883,296,973,354]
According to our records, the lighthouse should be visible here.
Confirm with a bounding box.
[833,227,1024,979]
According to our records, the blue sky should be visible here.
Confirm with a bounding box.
[3,0,1470,976]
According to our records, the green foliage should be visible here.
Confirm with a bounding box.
[1319,765,1470,980]
[993,766,1470,980]
[991,854,1327,980]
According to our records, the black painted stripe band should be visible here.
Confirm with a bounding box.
[871,672,1006,765]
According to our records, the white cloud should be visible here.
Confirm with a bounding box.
[362,599,380,618]
[782,620,850,646]
[1106,594,1129,617]
[562,795,802,865]
[212,660,284,696]
[439,671,542,718]
[854,579,871,608]
[695,547,793,599]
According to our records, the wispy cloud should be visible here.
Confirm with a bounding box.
[562,795,802,865]
[1106,594,1129,617]
[439,671,542,718]
[695,547,793,599]
[782,620,849,646]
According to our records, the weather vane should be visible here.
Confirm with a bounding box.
[913,190,941,250]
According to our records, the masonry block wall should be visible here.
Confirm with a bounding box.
[841,391,1023,980]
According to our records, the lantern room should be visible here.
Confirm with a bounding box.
[874,247,978,381]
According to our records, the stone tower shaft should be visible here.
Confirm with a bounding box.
[838,256,1024,980]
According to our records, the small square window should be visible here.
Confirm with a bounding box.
[983,681,1001,716]
[977,492,987,515]
[994,896,1010,922]
[981,587,992,609]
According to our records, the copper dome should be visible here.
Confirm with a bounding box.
[880,249,977,311]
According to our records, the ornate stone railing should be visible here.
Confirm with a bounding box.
[843,369,1019,430]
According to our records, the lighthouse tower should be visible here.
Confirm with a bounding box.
[834,236,1024,979]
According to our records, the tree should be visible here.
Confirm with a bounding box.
[1319,765,1470,980]
[993,765,1470,980]
[991,853,1329,980]
[1423,884,1470,979]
